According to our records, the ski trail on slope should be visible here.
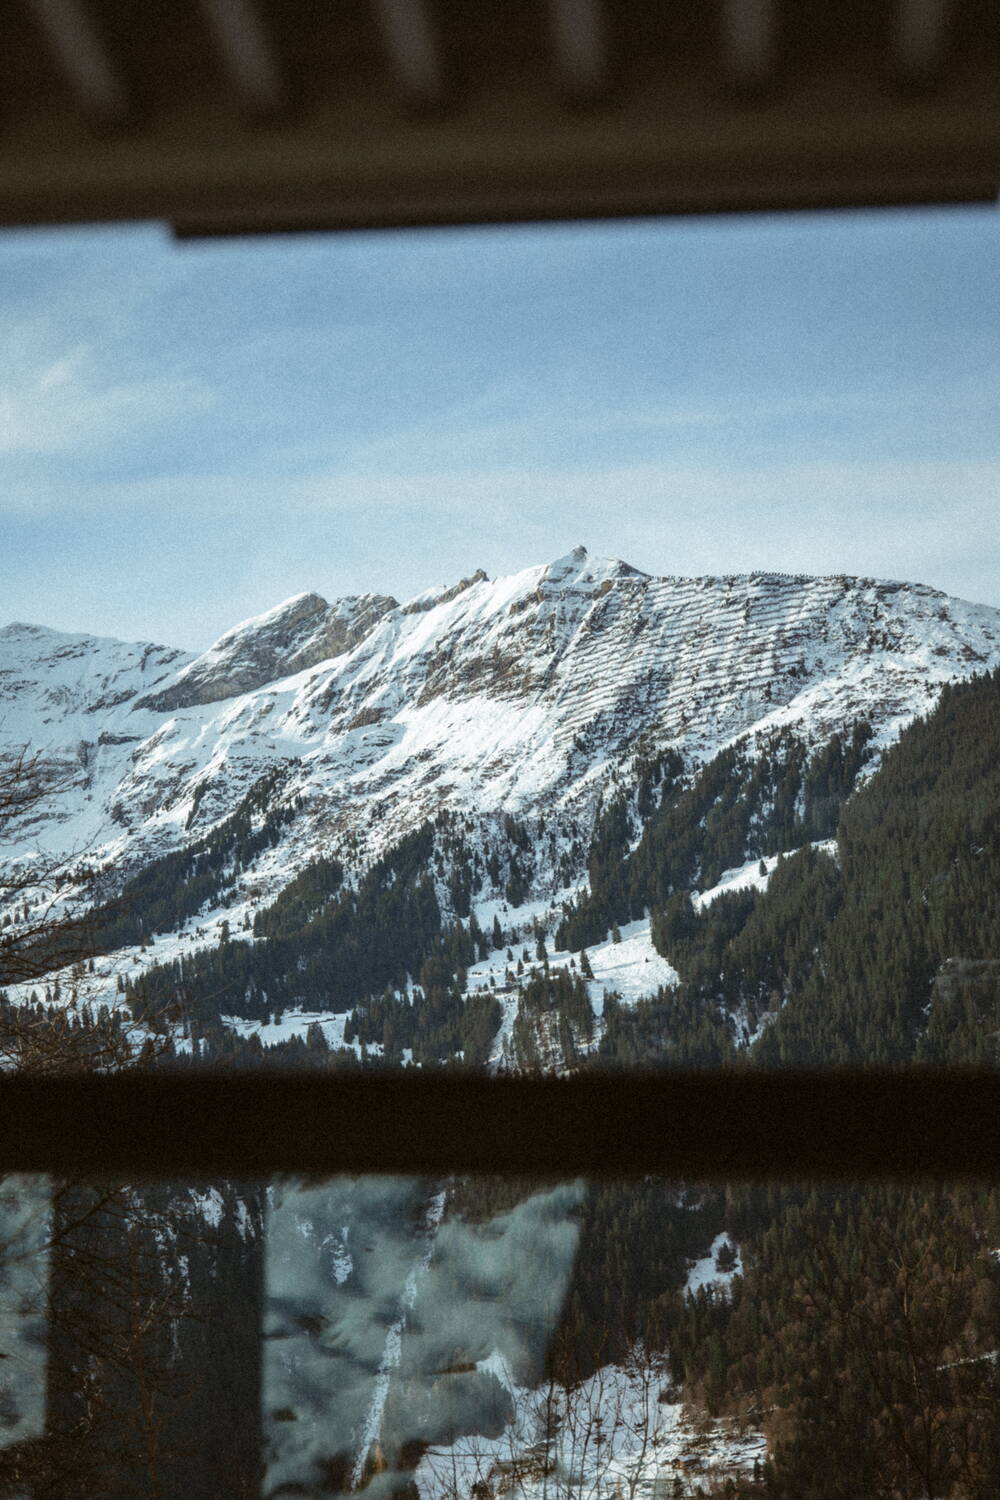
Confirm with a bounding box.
[350,1188,447,1489]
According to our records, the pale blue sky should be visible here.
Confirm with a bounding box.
[1,206,997,650]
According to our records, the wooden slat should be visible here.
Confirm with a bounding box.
[22,0,128,122]
[196,0,285,116]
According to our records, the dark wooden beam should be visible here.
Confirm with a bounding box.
[0,1,995,232]
[2,1070,1000,1180]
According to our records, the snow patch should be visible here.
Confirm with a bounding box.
[692,840,838,911]
[190,1186,225,1229]
[220,1007,373,1056]
[685,1233,743,1299]
[415,1348,766,1500]
[692,855,779,911]
[570,918,681,1012]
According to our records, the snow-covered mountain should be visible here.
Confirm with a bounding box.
[3,546,1000,904]
[6,550,1000,1498]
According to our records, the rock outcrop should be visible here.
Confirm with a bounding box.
[135,591,397,711]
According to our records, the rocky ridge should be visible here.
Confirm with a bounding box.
[2,546,999,910]
[135,591,397,713]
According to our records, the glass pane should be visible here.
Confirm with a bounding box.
[265,1177,583,1497]
[0,212,997,1076]
[1,186,999,1500]
[7,1173,1000,1496]
[0,1176,47,1455]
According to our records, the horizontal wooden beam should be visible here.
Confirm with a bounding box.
[0,2,996,231]
[2,1070,999,1180]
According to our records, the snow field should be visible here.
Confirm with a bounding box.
[415,1348,766,1500]
[692,839,838,912]
[684,1233,743,1299]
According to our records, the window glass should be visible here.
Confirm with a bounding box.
[1,202,998,1496]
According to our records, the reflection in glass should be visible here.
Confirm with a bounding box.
[0,1175,48,1451]
[264,1179,583,1498]
[3,1174,1000,1498]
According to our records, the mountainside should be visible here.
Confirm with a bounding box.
[3,546,999,910]
[3,545,1000,1070]
[5,555,1000,1500]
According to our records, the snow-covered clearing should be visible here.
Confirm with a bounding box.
[685,1234,743,1299]
[570,918,681,1011]
[466,917,680,1018]
[415,1349,766,1500]
[220,1007,390,1058]
[692,840,838,912]
[460,916,680,1069]
[692,856,779,912]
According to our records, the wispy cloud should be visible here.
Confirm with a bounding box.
[0,340,212,461]
[337,375,1000,480]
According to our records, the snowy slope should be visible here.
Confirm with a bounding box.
[3,548,1000,926]
[415,1347,767,1500]
[0,621,190,855]
[691,841,838,911]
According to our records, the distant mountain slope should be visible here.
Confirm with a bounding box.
[135,590,397,712]
[3,549,998,914]
[6,563,1000,1500]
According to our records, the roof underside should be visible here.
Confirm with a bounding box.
[1,0,997,234]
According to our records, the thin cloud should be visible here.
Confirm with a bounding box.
[0,363,213,459]
[339,376,1000,478]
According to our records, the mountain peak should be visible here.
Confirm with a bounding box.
[539,547,646,592]
[215,592,330,648]
[400,569,490,616]
[135,589,395,713]
[0,620,49,636]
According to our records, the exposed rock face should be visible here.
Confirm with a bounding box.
[135,592,397,712]
[292,594,398,677]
